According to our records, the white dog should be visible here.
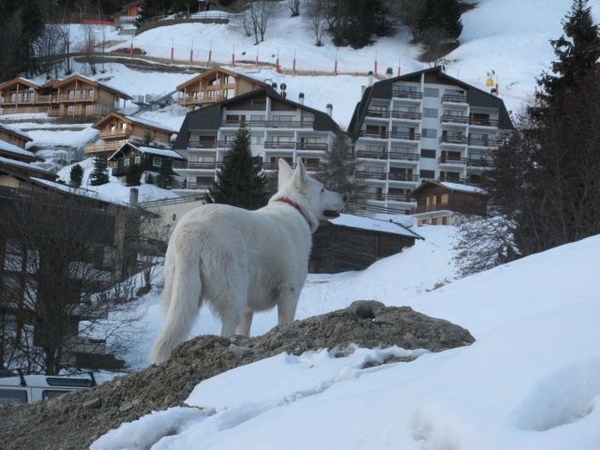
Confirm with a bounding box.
[151,158,346,363]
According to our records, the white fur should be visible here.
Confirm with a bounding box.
[150,159,346,363]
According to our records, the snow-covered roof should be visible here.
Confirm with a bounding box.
[30,177,134,208]
[0,156,50,174]
[439,181,487,195]
[328,213,423,239]
[0,140,37,159]
[109,142,186,161]
[125,114,178,133]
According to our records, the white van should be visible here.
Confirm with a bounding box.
[0,371,96,405]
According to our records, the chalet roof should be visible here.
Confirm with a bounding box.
[409,179,488,198]
[0,140,39,163]
[348,66,514,138]
[328,213,424,240]
[176,67,269,91]
[173,86,340,149]
[0,77,43,91]
[93,111,178,133]
[108,142,186,161]
[48,74,132,100]
[0,156,52,174]
[0,123,33,143]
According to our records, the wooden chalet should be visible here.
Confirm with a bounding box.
[409,180,489,225]
[0,75,131,118]
[0,124,33,150]
[176,67,269,110]
[85,112,178,157]
[310,214,423,273]
[108,142,186,182]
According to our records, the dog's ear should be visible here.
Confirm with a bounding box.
[278,158,293,189]
[293,158,308,187]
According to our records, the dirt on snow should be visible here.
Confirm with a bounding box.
[0,301,475,450]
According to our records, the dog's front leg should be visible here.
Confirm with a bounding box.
[235,309,254,336]
[277,287,300,325]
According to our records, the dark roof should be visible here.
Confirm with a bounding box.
[108,142,186,161]
[348,66,514,138]
[173,87,340,149]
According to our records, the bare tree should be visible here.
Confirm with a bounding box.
[57,24,73,75]
[0,186,145,374]
[243,1,276,45]
[306,0,328,46]
[34,25,64,79]
[286,0,300,17]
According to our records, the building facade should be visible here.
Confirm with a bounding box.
[348,66,513,212]
[172,86,340,194]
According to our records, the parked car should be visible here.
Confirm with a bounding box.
[0,371,96,405]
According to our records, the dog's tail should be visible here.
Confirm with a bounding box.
[150,243,202,364]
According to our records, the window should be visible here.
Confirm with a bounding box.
[134,156,141,164]
[0,389,28,405]
[152,157,161,167]
[421,128,437,139]
[423,108,438,118]
[421,149,436,159]
[424,87,439,98]
[420,169,435,178]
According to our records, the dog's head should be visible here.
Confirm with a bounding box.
[272,158,347,232]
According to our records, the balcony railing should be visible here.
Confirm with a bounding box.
[356,171,386,180]
[470,118,499,127]
[440,135,468,145]
[389,152,420,162]
[391,89,423,100]
[356,150,387,159]
[468,136,498,147]
[441,93,468,104]
[222,119,314,129]
[441,114,469,124]
[173,161,220,170]
[391,111,422,120]
[388,173,419,182]
[389,131,421,141]
[439,155,467,165]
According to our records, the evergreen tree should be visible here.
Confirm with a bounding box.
[156,160,174,189]
[89,156,109,186]
[125,164,143,187]
[483,0,600,257]
[207,128,269,210]
[535,0,600,111]
[69,163,83,187]
[316,132,365,211]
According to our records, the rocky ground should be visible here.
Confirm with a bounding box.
[0,301,475,450]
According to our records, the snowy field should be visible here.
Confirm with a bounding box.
[4,0,600,448]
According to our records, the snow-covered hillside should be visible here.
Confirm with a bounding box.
[5,1,600,448]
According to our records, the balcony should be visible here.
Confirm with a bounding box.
[356,150,387,160]
[388,152,419,162]
[466,157,493,168]
[388,173,419,182]
[468,136,498,148]
[356,171,386,181]
[264,141,295,149]
[439,154,467,166]
[391,89,423,100]
[441,93,467,104]
[441,114,469,125]
[389,131,421,141]
[391,111,422,121]
[439,135,468,146]
[297,142,328,151]
[221,119,314,129]
[99,130,129,140]
[470,117,499,127]
[173,161,220,170]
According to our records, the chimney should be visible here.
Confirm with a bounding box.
[386,67,393,78]
[298,92,304,104]
[129,187,139,206]
[326,103,333,116]
[361,85,366,96]
[368,70,374,86]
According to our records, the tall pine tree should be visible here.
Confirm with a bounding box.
[207,127,269,210]
[89,156,109,186]
[484,0,600,256]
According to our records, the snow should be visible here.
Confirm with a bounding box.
[4,0,600,448]
[92,228,600,450]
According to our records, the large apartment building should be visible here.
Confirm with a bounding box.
[172,86,340,193]
[348,66,513,211]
